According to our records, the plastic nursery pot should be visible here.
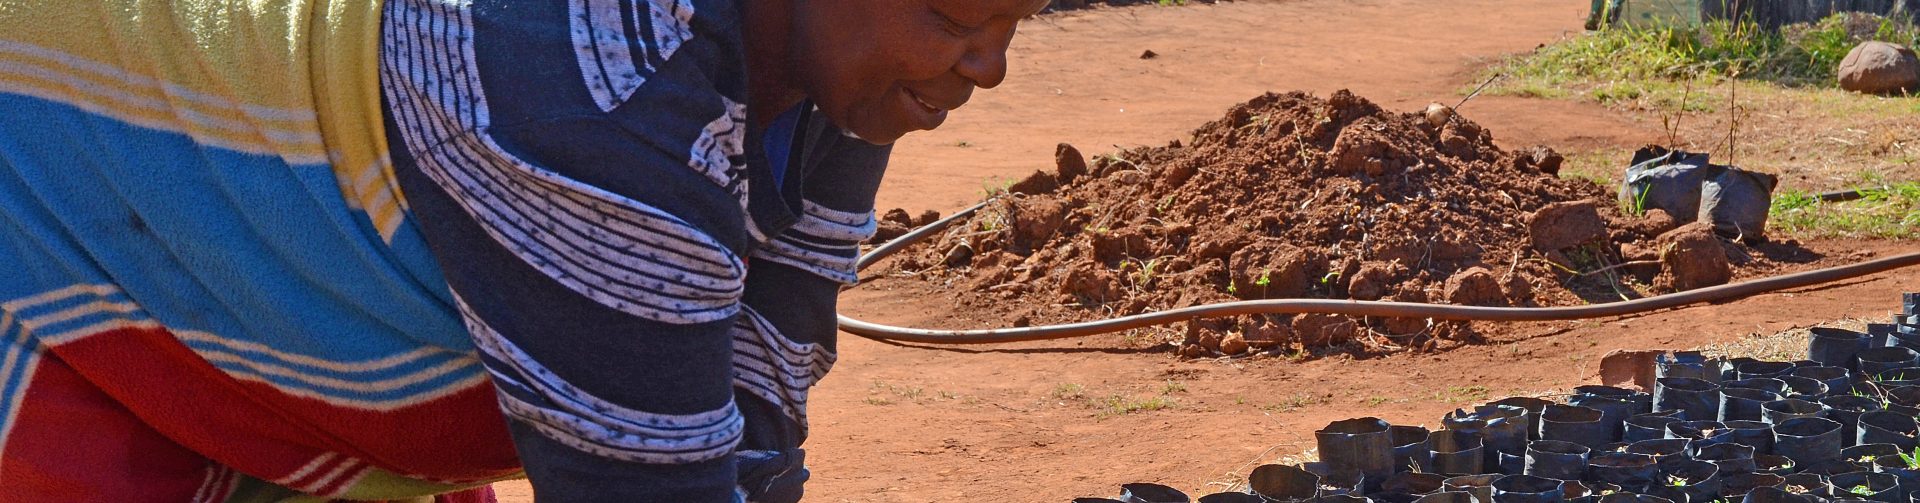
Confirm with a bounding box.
[1443,474,1501,503]
[1828,471,1900,503]
[1884,386,1920,416]
[1393,426,1437,474]
[1120,483,1192,503]
[1431,430,1488,476]
[1499,451,1526,477]
[1449,406,1532,469]
[1857,347,1920,378]
[1773,417,1846,466]
[1761,399,1829,425]
[1658,352,1715,381]
[1491,398,1556,442]
[1196,493,1267,503]
[1524,440,1591,481]
[1724,358,1762,382]
[1626,412,1688,443]
[1490,474,1565,503]
[1871,455,1920,499]
[1824,394,1884,442]
[1753,454,1796,475]
[1249,464,1320,502]
[1875,367,1920,388]
[1318,495,1371,503]
[1305,465,1366,496]
[1739,361,1798,381]
[1371,494,1423,503]
[1630,438,1695,459]
[1543,405,1613,449]
[1075,499,1130,503]
[1841,443,1903,472]
[1857,411,1920,450]
[1867,324,1896,349]
[1572,387,1652,441]
[1891,326,1920,352]
[1317,418,1396,491]
[1656,378,1722,424]
[1722,388,1784,422]
[1650,458,1723,503]
[1726,377,1790,396]
[1666,421,1733,450]
[1560,481,1600,503]
[1778,376,1830,402]
[1723,421,1777,455]
[1600,495,1674,503]
[1782,473,1831,497]
[1696,442,1758,475]
[1794,366,1854,397]
[1414,492,1478,503]
[1383,472,1449,495]
[1744,486,1817,503]
[1588,452,1660,491]
[1809,327,1874,370]
[1720,472,1787,499]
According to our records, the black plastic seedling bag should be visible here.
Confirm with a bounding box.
[1657,378,1722,422]
[1760,399,1828,425]
[1543,405,1613,449]
[1723,421,1777,455]
[1697,164,1778,241]
[1318,418,1396,492]
[1432,431,1488,476]
[1443,474,1501,503]
[1857,412,1919,450]
[1777,376,1829,402]
[1773,417,1845,466]
[1491,475,1566,503]
[1657,352,1716,382]
[1744,485,1816,503]
[1589,452,1660,491]
[1415,492,1477,503]
[1196,493,1266,503]
[1722,388,1782,422]
[1629,438,1693,459]
[1737,362,1797,381]
[1795,366,1854,396]
[1667,421,1734,450]
[1249,464,1320,502]
[1600,494,1674,503]
[1449,406,1531,470]
[1626,412,1688,443]
[1810,328,1874,371]
[1571,386,1652,442]
[1619,147,1713,223]
[1719,472,1786,499]
[1393,426,1436,474]
[1383,472,1448,495]
[1120,483,1191,503]
[1525,440,1592,481]
[1754,454,1796,475]
[1650,458,1722,503]
[1858,347,1920,377]
[1696,442,1758,475]
[1490,398,1555,442]
[1828,471,1899,503]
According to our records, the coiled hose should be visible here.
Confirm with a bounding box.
[838,199,1920,345]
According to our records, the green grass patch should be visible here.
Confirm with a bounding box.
[1483,13,1920,109]
[1771,180,1920,239]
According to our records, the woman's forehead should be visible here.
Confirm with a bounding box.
[932,0,1053,21]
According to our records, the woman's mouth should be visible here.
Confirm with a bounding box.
[900,88,950,130]
[906,88,944,114]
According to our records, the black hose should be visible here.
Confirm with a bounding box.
[839,198,1920,345]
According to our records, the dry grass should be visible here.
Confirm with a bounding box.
[1695,318,1872,361]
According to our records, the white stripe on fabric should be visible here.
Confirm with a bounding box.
[729,308,834,431]
[0,60,325,145]
[174,331,462,373]
[570,0,646,111]
[794,201,877,242]
[279,453,339,487]
[0,319,45,465]
[688,97,747,203]
[453,295,743,463]
[644,0,696,60]
[751,238,859,285]
[0,41,316,122]
[382,0,746,325]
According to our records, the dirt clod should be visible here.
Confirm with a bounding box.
[1055,143,1090,184]
[1529,200,1608,252]
[1657,222,1733,291]
[1008,170,1061,195]
[914,209,943,227]
[1443,267,1505,307]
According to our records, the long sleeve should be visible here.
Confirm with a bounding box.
[379,0,756,500]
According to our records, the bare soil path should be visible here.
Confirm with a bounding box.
[494,1,1918,501]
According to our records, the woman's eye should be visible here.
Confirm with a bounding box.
[934,11,976,36]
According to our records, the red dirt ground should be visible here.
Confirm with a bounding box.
[493,0,1920,501]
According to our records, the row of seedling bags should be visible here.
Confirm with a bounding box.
[1074,295,1920,503]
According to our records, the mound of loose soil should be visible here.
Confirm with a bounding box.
[877,91,1739,357]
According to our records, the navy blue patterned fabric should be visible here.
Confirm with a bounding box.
[379,0,889,500]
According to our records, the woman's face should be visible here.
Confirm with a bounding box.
[786,0,1051,144]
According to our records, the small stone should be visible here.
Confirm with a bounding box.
[1424,102,1455,128]
[1442,267,1505,307]
[1055,143,1090,184]
[880,208,913,227]
[1220,331,1250,355]
[1140,49,1159,60]
[1114,170,1149,185]
[872,221,910,243]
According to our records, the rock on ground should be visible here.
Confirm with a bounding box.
[1529,200,1608,252]
[1838,41,1920,94]
[1657,222,1732,291]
